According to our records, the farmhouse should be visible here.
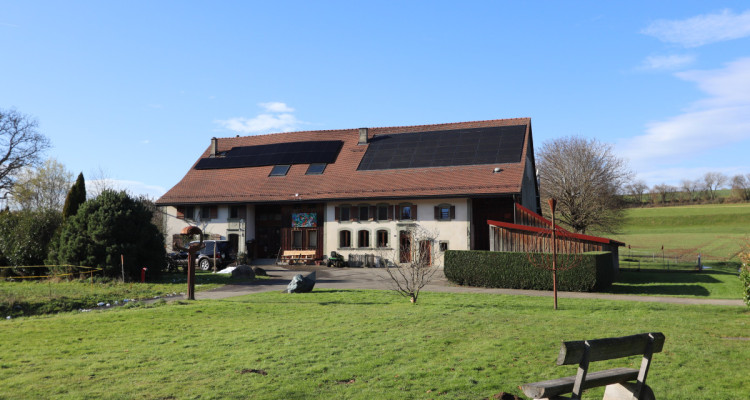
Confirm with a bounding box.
[156,118,542,266]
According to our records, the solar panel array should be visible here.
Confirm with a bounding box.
[357,125,526,171]
[195,141,344,170]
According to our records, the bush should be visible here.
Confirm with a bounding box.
[53,190,166,280]
[0,209,62,275]
[444,250,615,292]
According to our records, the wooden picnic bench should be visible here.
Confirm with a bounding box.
[519,332,665,400]
[280,250,317,264]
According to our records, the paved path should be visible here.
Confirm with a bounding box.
[191,264,745,307]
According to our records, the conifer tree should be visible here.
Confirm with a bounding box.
[62,172,86,219]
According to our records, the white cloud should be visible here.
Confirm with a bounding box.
[621,57,750,168]
[259,101,295,113]
[639,54,695,70]
[642,9,750,47]
[87,179,166,199]
[215,102,303,134]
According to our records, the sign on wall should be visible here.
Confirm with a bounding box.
[292,213,317,228]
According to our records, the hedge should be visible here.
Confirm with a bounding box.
[444,250,615,292]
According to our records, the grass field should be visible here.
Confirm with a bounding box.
[0,271,253,318]
[1,290,748,399]
[606,203,750,262]
[607,263,742,298]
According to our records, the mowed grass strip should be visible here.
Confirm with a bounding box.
[608,263,743,298]
[1,290,748,399]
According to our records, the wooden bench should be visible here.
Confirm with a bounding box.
[281,250,317,264]
[520,332,665,400]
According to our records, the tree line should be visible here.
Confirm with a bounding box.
[0,108,165,280]
[624,172,750,206]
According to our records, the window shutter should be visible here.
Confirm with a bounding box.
[412,205,417,220]
[210,206,218,219]
[352,206,359,221]
[238,206,247,219]
[434,206,439,220]
[388,205,394,220]
[176,206,185,219]
[450,205,456,219]
[395,205,400,220]
[334,207,340,221]
[369,206,376,221]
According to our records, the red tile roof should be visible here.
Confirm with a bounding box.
[156,118,533,205]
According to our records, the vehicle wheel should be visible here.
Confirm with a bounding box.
[199,258,211,271]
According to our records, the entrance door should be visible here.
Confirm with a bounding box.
[399,230,412,263]
[419,240,432,266]
[255,205,282,258]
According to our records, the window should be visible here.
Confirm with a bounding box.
[269,165,290,176]
[340,206,350,221]
[292,230,303,248]
[305,163,327,175]
[200,206,211,220]
[307,230,318,249]
[398,203,416,220]
[435,204,455,221]
[377,230,389,248]
[359,205,370,221]
[230,205,245,219]
[177,206,195,220]
[377,204,389,221]
[439,241,449,252]
[358,230,370,248]
[339,230,351,248]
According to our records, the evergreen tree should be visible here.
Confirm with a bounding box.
[56,190,166,279]
[62,172,86,219]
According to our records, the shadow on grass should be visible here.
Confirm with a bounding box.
[617,271,722,284]
[608,284,711,297]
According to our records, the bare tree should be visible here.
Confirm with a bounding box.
[88,166,120,198]
[702,172,728,201]
[0,109,51,201]
[680,179,700,202]
[9,158,72,211]
[651,183,676,205]
[537,136,632,234]
[730,174,750,201]
[380,224,440,304]
[624,180,648,206]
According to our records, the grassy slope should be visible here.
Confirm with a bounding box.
[607,203,750,261]
[1,290,748,399]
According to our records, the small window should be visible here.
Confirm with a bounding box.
[439,241,449,252]
[306,163,326,175]
[292,230,303,248]
[377,205,389,221]
[184,206,195,220]
[307,230,318,249]
[269,165,290,176]
[377,230,389,248]
[359,205,370,221]
[200,206,211,220]
[339,230,351,248]
[400,205,412,220]
[340,206,351,221]
[435,204,455,221]
[358,230,370,248]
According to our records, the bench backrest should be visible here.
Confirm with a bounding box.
[557,332,665,365]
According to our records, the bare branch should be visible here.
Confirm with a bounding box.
[0,109,51,199]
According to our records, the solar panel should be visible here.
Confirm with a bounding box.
[195,140,343,170]
[357,125,526,171]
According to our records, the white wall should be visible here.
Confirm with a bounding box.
[161,205,254,253]
[324,198,470,267]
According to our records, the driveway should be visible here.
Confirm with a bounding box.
[193,264,745,307]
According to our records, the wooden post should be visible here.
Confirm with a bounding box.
[549,198,558,310]
[121,254,125,282]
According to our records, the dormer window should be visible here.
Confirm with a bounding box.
[306,163,327,175]
[270,165,290,176]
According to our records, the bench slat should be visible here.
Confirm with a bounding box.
[520,367,638,399]
[557,332,664,365]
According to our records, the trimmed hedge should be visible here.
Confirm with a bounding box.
[444,250,615,292]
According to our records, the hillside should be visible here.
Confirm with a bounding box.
[605,203,750,261]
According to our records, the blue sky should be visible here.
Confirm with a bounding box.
[2,1,750,199]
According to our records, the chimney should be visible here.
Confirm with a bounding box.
[358,128,368,145]
[210,137,217,157]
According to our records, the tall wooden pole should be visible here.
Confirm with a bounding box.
[549,198,558,310]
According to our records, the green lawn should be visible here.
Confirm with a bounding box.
[0,271,252,318]
[608,263,743,298]
[606,203,750,261]
[1,290,747,399]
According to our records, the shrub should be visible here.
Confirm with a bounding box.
[0,209,62,275]
[54,190,166,280]
[444,250,615,292]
